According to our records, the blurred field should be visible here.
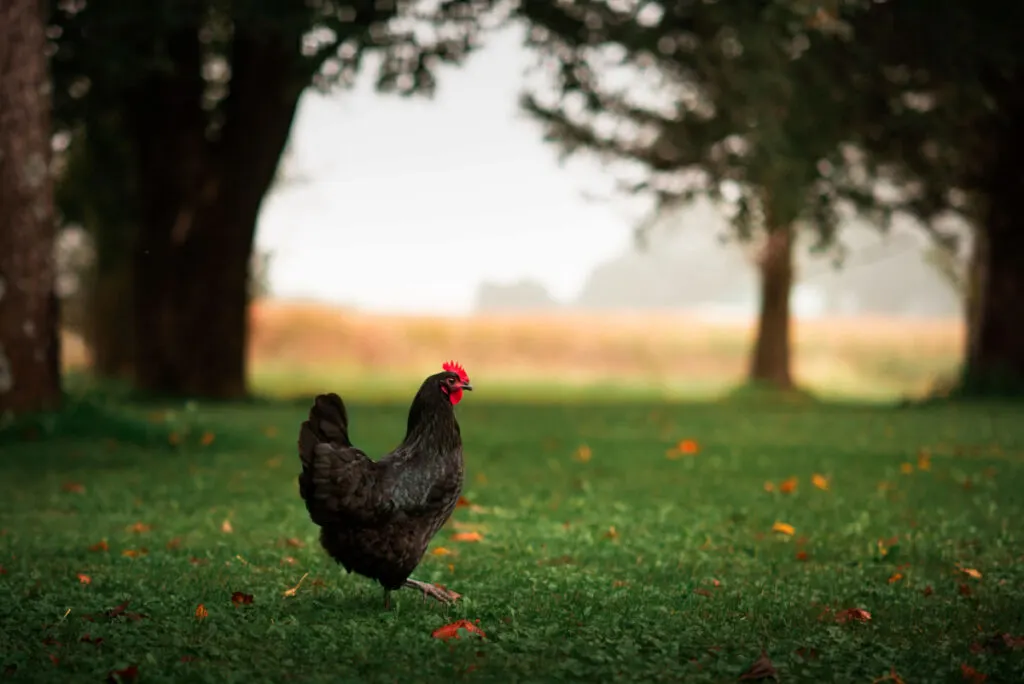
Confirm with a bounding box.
[62,299,964,402]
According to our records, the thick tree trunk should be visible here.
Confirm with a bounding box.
[128,30,303,398]
[748,224,795,389]
[0,0,62,414]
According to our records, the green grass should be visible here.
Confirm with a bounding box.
[2,391,1023,683]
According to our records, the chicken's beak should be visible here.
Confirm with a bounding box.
[459,382,473,392]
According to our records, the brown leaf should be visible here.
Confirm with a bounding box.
[811,473,829,491]
[80,634,104,646]
[873,667,906,684]
[888,572,903,584]
[432,547,453,556]
[89,540,109,552]
[923,585,934,597]
[958,583,972,597]
[231,591,254,606]
[121,548,148,558]
[678,439,700,455]
[455,496,471,508]
[126,522,151,534]
[572,444,592,463]
[451,531,483,542]
[772,522,795,536]
[795,550,810,561]
[835,607,872,624]
[61,482,85,494]
[960,664,987,683]
[77,573,91,585]
[284,537,304,548]
[738,651,778,681]
[200,431,215,446]
[281,556,297,565]
[220,520,234,534]
[106,664,139,683]
[283,573,309,597]
[189,556,208,565]
[166,537,182,550]
[263,425,279,438]
[779,477,798,494]
[958,565,982,579]
[194,604,208,620]
[603,526,619,540]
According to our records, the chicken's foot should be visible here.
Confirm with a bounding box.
[403,578,461,604]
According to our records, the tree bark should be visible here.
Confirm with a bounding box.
[127,30,303,398]
[748,224,795,389]
[0,0,62,414]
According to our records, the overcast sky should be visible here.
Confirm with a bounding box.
[255,24,642,315]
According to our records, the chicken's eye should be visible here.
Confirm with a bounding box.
[446,377,456,385]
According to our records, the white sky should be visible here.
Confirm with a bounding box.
[256,25,638,315]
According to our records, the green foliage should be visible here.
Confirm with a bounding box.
[517,0,885,248]
[2,395,1024,681]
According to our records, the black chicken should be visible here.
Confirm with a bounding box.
[298,361,472,608]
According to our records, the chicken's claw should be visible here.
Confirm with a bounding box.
[404,578,461,604]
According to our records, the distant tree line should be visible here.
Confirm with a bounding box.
[2,0,1023,413]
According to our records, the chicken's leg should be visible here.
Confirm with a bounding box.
[403,578,461,603]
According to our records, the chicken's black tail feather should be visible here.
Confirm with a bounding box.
[298,393,352,467]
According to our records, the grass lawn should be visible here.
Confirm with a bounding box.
[1,392,1023,683]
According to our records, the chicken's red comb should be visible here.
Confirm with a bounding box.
[442,360,469,383]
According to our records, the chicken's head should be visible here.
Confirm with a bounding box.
[440,360,472,405]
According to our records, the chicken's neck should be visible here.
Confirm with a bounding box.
[401,391,462,452]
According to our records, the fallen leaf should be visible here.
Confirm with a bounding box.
[263,425,278,438]
[61,482,85,494]
[431,619,486,641]
[77,573,91,585]
[455,496,471,508]
[106,664,139,683]
[432,547,453,556]
[923,585,934,597]
[168,432,181,446]
[762,481,775,492]
[738,651,778,681]
[89,540,109,552]
[166,537,182,550]
[779,477,798,494]
[835,607,872,624]
[49,654,59,666]
[958,583,972,596]
[960,664,987,683]
[772,522,795,536]
[194,604,208,620]
[220,520,234,534]
[284,537,304,548]
[888,572,903,584]
[121,548,148,558]
[873,667,906,684]
[958,565,982,579]
[265,456,283,468]
[0,565,6,575]
[451,531,483,542]
[679,439,700,455]
[200,431,215,446]
[812,474,829,491]
[283,572,309,597]
[231,591,254,606]
[126,522,151,534]
[80,634,103,646]
[900,462,914,475]
[573,444,592,463]
[603,525,619,540]
[917,449,932,471]
[796,550,810,561]
[281,556,297,565]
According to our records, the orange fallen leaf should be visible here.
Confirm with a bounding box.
[899,462,914,474]
[281,556,297,565]
[958,583,972,596]
[265,456,283,468]
[168,432,181,446]
[263,425,278,438]
[127,522,151,534]
[455,496,471,508]
[61,482,85,494]
[284,537,304,548]
[107,664,139,682]
[835,607,872,623]
[572,444,592,463]
[888,572,903,584]
[917,449,932,471]
[200,432,215,446]
[89,540,109,552]
[431,619,486,641]
[923,585,934,597]
[772,522,795,536]
[80,634,103,646]
[678,439,700,455]
[231,592,254,606]
[194,604,208,620]
[811,473,829,491]
[779,477,798,494]
[283,572,309,597]
[960,664,987,683]
[796,550,809,561]
[77,573,91,584]
[121,548,148,558]
[451,532,483,543]
[220,520,234,534]
[873,667,906,684]
[763,481,775,492]
[738,650,778,681]
[958,565,982,579]
[432,547,453,556]
[166,537,182,550]
[603,525,619,540]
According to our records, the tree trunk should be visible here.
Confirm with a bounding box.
[127,30,304,398]
[748,224,795,389]
[0,0,62,414]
